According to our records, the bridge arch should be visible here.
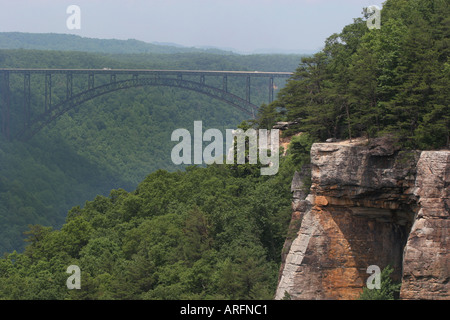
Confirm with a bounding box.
[16,76,259,141]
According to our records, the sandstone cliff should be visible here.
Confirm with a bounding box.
[275,138,449,300]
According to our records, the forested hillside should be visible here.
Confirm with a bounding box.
[256,0,449,150]
[0,0,448,300]
[0,48,302,254]
[0,156,303,299]
[0,32,232,55]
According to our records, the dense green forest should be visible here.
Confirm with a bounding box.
[0,48,302,254]
[0,49,300,253]
[0,0,448,300]
[256,0,449,150]
[0,152,308,299]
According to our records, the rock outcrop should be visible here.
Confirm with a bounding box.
[400,151,450,299]
[275,138,449,300]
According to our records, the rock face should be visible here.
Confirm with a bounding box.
[275,139,449,300]
[400,151,450,299]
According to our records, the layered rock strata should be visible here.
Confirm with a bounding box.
[275,138,449,300]
[400,151,449,299]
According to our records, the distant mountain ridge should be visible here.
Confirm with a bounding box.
[0,32,237,55]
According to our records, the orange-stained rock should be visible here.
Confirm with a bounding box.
[275,138,449,300]
[314,196,328,206]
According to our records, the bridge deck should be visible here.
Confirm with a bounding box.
[0,68,293,78]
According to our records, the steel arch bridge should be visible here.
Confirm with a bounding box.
[0,68,292,141]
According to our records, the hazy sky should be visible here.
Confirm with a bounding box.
[0,0,385,53]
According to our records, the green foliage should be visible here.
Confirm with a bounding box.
[0,46,299,254]
[0,32,233,55]
[252,103,279,130]
[359,265,402,300]
[2,0,446,301]
[275,0,449,149]
[0,161,292,300]
[287,133,315,169]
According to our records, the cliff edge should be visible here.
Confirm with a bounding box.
[275,138,449,300]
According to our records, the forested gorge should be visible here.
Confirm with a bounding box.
[0,163,297,299]
[0,48,301,254]
[0,0,448,300]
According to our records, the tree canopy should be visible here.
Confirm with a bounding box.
[263,0,449,149]
[1,0,448,300]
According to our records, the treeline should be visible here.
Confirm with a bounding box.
[255,0,449,149]
[0,32,234,55]
[0,47,303,72]
[0,32,305,70]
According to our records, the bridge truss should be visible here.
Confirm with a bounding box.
[0,69,292,141]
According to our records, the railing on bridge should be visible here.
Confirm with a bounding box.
[0,68,292,141]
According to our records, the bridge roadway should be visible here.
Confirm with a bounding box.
[0,68,293,141]
[0,68,293,77]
